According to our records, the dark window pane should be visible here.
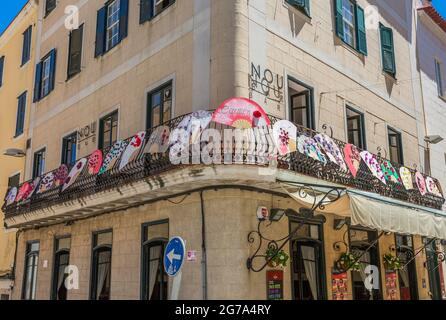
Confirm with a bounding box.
[22,26,32,65]
[288,78,313,129]
[147,83,172,129]
[8,174,20,189]
[99,111,119,149]
[388,128,403,165]
[15,92,27,137]
[346,107,365,149]
[62,133,77,166]
[91,231,113,300]
[67,25,83,79]
[33,149,46,179]
[22,242,39,300]
[45,0,57,16]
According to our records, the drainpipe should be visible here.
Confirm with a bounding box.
[200,191,208,300]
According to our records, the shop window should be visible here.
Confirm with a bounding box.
[61,132,78,166]
[435,59,444,97]
[99,111,119,149]
[147,82,172,129]
[288,78,314,129]
[95,0,128,57]
[22,26,32,66]
[141,220,169,300]
[34,49,57,102]
[51,237,71,300]
[140,0,176,23]
[32,148,46,179]
[45,0,57,17]
[349,227,382,300]
[15,92,27,137]
[388,127,403,165]
[22,242,40,300]
[346,107,366,149]
[334,0,367,55]
[290,221,325,300]
[90,230,113,300]
[67,24,83,79]
[8,173,20,189]
[395,234,418,300]
[380,23,396,76]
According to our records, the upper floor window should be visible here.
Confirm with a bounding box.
[22,242,40,300]
[140,0,176,23]
[346,106,366,149]
[142,220,169,300]
[147,82,172,129]
[0,56,4,87]
[51,237,71,300]
[61,132,78,166]
[33,148,46,179]
[67,24,84,79]
[99,111,119,149]
[95,0,129,57]
[285,0,310,17]
[22,26,32,66]
[34,49,57,102]
[288,78,314,129]
[335,0,367,55]
[380,23,396,76]
[90,230,112,300]
[8,173,20,189]
[15,92,27,137]
[435,59,444,98]
[45,0,57,17]
[388,127,403,165]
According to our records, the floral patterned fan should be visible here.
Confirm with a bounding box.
[272,120,297,156]
[314,133,347,171]
[360,151,386,185]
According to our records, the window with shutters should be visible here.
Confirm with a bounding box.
[0,56,4,87]
[61,132,78,166]
[334,0,367,55]
[285,0,310,17]
[140,0,176,24]
[15,92,27,137]
[95,0,129,57]
[67,24,83,79]
[22,26,32,66]
[45,0,57,17]
[380,23,396,76]
[435,59,444,98]
[34,50,57,101]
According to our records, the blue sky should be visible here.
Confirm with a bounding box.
[0,0,445,35]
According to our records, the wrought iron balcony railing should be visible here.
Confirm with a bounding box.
[2,113,445,218]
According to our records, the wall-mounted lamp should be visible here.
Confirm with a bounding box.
[3,148,26,158]
[424,135,444,145]
[333,218,351,230]
[269,208,286,222]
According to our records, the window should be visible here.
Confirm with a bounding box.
[61,133,77,166]
[142,221,169,300]
[349,227,382,300]
[51,237,71,300]
[388,127,403,165]
[15,92,27,137]
[335,0,367,55]
[33,149,46,179]
[435,59,444,97]
[147,82,172,129]
[0,56,4,87]
[8,173,20,189]
[99,111,119,149]
[380,24,396,76]
[45,0,57,16]
[22,26,32,66]
[288,78,314,129]
[395,234,418,300]
[0,294,9,300]
[140,0,176,23]
[67,24,83,79]
[22,242,39,300]
[34,49,57,102]
[95,0,129,57]
[90,230,112,300]
[286,0,310,17]
[346,107,366,149]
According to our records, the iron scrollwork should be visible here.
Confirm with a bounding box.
[246,184,344,272]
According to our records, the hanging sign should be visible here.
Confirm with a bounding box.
[77,121,97,149]
[266,270,284,300]
[332,272,348,300]
[249,63,284,104]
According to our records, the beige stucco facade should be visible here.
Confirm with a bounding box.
[0,0,37,299]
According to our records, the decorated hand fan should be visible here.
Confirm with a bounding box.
[145,126,170,154]
[119,131,146,171]
[37,172,55,194]
[62,159,87,192]
[88,150,103,175]
[399,167,413,190]
[272,120,297,156]
[297,135,327,164]
[99,140,128,175]
[343,144,361,177]
[15,182,33,203]
[415,172,427,196]
[360,151,386,184]
[381,161,401,184]
[314,133,347,171]
[212,98,271,129]
[25,177,41,200]
[5,187,17,206]
[426,177,443,197]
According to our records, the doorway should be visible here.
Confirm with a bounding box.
[395,234,418,300]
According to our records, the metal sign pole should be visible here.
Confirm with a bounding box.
[170,270,182,300]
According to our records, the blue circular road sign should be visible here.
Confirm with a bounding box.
[164,236,186,277]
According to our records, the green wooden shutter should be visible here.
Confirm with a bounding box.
[286,0,310,16]
[335,0,344,38]
[356,5,367,55]
[380,24,396,75]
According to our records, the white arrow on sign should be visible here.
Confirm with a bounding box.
[167,249,182,264]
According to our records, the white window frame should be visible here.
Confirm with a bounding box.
[40,56,51,98]
[342,0,356,48]
[106,0,120,51]
[435,59,444,98]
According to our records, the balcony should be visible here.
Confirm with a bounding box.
[2,112,445,228]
